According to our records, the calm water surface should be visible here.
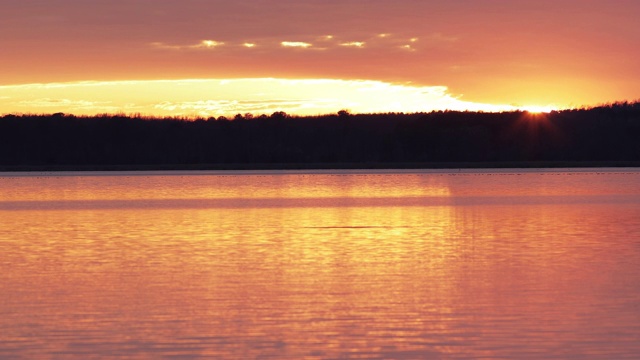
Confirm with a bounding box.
[1,169,640,359]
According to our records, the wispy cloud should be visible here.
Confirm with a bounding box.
[148,31,456,53]
[17,98,121,112]
[154,99,328,115]
[340,42,365,48]
[281,41,313,48]
[399,44,416,52]
[151,39,225,50]
[18,98,99,108]
[198,40,224,48]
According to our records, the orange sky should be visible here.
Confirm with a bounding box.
[1,0,639,116]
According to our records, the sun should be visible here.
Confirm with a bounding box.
[521,105,557,114]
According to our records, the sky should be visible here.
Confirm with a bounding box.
[1,0,639,117]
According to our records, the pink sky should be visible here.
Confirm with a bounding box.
[1,0,639,116]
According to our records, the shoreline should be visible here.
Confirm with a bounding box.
[2,161,640,172]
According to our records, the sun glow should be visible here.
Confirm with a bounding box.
[0,78,565,118]
[521,105,558,114]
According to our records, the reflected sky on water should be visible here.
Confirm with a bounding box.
[1,169,640,359]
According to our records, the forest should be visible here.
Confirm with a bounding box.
[1,102,640,170]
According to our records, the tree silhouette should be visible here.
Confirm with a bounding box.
[1,102,639,169]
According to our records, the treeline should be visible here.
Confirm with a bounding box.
[1,103,640,169]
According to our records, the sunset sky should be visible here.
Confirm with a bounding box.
[1,0,639,116]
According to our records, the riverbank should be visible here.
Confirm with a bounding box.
[2,161,640,172]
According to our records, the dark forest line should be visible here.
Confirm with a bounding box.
[1,102,640,171]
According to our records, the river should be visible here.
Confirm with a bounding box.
[1,169,640,359]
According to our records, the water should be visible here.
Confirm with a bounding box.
[1,169,640,359]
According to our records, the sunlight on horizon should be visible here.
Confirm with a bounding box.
[521,105,558,114]
[0,78,562,118]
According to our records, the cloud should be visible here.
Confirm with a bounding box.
[19,98,93,107]
[148,31,447,53]
[281,41,313,48]
[151,40,225,50]
[154,99,324,115]
[340,42,365,48]
[198,40,224,48]
[0,78,530,117]
[17,98,119,111]
[150,42,184,50]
